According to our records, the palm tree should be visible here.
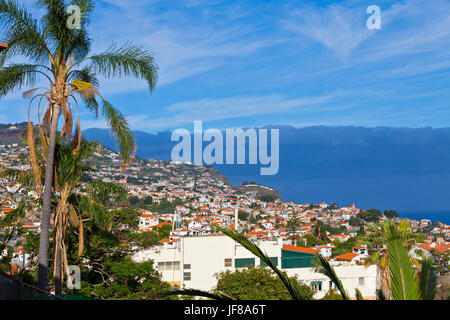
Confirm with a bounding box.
[0,0,157,292]
[51,139,127,294]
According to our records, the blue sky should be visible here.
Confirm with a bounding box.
[1,0,450,133]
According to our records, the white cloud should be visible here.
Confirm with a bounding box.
[283,4,374,60]
[127,94,334,130]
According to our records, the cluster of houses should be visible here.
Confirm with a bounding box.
[0,143,449,294]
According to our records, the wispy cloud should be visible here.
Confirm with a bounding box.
[92,0,276,92]
[126,94,334,131]
[283,4,374,61]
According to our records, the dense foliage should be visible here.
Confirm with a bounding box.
[214,266,314,300]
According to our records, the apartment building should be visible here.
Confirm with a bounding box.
[132,234,378,299]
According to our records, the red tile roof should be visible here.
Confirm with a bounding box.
[0,43,7,51]
[335,252,359,260]
[418,244,432,252]
[434,244,449,254]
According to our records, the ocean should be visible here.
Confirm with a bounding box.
[399,211,450,225]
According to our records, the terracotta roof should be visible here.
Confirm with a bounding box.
[0,43,7,51]
[283,245,320,254]
[335,252,360,260]
[433,244,449,254]
[418,244,432,252]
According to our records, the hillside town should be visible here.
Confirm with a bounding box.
[1,141,449,299]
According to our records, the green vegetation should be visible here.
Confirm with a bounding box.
[214,266,314,300]
[384,210,399,219]
[257,194,278,203]
[357,208,383,223]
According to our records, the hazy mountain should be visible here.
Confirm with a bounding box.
[83,125,450,219]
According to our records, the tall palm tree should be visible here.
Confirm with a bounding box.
[0,0,158,292]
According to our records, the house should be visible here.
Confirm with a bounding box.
[0,43,7,53]
[334,252,366,264]
[330,234,350,242]
[314,245,333,258]
[409,245,433,260]
[352,246,368,255]
[138,213,159,231]
[11,248,31,268]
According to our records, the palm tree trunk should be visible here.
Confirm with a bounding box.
[38,104,61,293]
[54,212,63,295]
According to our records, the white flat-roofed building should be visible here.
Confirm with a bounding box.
[132,234,378,299]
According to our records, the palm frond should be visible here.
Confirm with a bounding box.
[0,0,50,63]
[0,63,46,97]
[376,289,386,300]
[69,68,100,117]
[214,225,310,300]
[77,195,112,230]
[167,288,236,301]
[100,99,136,168]
[418,257,436,300]
[38,0,91,62]
[69,67,99,87]
[312,254,349,300]
[86,42,158,91]
[387,236,421,300]
[355,288,364,300]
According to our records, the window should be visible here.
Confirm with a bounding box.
[234,258,255,268]
[359,277,365,286]
[184,264,191,270]
[157,262,166,270]
[157,261,180,271]
[224,258,232,267]
[311,281,323,292]
[184,272,191,281]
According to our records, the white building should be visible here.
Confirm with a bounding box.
[314,245,333,258]
[11,248,31,268]
[132,234,378,299]
[138,213,159,231]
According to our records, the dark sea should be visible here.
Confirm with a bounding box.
[399,211,450,225]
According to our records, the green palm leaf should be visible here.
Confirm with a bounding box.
[387,236,421,300]
[312,254,349,300]
[101,99,136,167]
[355,288,364,300]
[87,42,158,91]
[214,225,310,300]
[0,0,50,63]
[418,257,436,300]
[168,289,236,301]
[0,64,41,96]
